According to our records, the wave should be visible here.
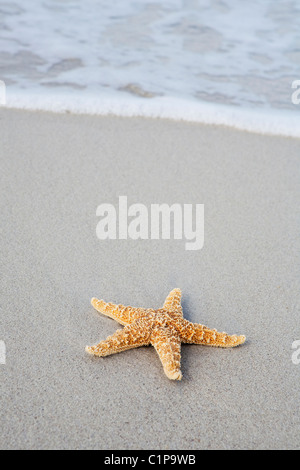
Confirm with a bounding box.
[5,88,300,138]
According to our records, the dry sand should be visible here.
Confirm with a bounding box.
[0,108,299,449]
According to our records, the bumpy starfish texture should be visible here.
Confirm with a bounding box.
[85,289,246,381]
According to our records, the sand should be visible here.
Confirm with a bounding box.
[0,108,299,450]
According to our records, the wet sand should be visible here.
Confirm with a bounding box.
[0,108,299,449]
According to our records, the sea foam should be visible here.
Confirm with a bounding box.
[0,0,299,137]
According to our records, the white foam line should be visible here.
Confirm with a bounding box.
[5,90,300,138]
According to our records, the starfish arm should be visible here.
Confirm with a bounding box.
[179,320,246,348]
[91,297,148,325]
[163,288,183,316]
[151,326,182,381]
[85,318,152,357]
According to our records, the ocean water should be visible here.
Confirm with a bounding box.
[0,0,299,136]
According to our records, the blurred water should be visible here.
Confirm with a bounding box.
[0,0,299,134]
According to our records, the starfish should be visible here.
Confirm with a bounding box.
[85,289,246,380]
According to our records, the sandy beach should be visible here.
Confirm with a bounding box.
[0,108,299,449]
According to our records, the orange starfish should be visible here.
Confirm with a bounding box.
[85,289,246,380]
